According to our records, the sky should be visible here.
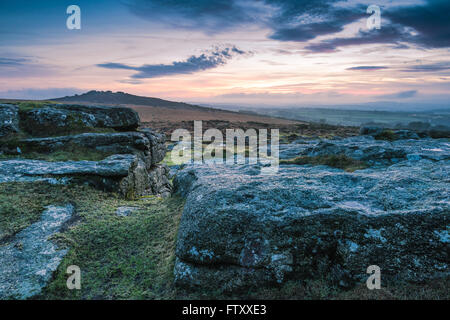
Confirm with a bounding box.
[0,0,449,107]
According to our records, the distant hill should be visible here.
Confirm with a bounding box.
[51,90,215,112]
[48,90,300,128]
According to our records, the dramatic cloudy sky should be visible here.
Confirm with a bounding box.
[0,0,449,106]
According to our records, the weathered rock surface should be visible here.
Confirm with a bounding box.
[0,154,171,197]
[148,164,172,197]
[174,137,449,293]
[0,104,19,138]
[0,205,74,299]
[1,102,171,197]
[20,104,139,135]
[360,125,425,140]
[280,136,450,165]
[21,128,166,168]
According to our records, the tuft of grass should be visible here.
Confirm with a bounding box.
[280,154,368,172]
[16,101,55,113]
[374,129,397,141]
[162,149,179,167]
[163,144,258,166]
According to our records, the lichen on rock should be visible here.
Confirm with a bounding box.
[0,205,74,299]
[173,136,450,293]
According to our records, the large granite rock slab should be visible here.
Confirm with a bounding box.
[21,129,166,169]
[0,205,74,299]
[0,104,19,138]
[0,154,137,178]
[173,137,449,293]
[0,154,171,198]
[20,104,140,136]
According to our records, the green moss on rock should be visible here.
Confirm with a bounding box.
[280,154,368,172]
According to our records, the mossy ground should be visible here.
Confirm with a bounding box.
[163,143,269,167]
[40,193,184,300]
[280,154,368,172]
[0,182,184,300]
[0,181,448,300]
[0,182,54,242]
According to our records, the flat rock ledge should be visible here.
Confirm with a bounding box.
[20,129,167,168]
[173,137,449,293]
[0,154,171,198]
[0,205,74,299]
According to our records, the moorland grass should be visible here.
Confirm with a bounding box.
[280,154,368,172]
[0,182,184,299]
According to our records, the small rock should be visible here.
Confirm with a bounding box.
[115,206,138,217]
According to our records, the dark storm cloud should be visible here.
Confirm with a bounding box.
[305,0,450,52]
[125,1,450,51]
[305,25,410,53]
[385,0,450,48]
[124,0,258,32]
[98,46,248,78]
[272,0,450,50]
[125,0,365,41]
[347,66,388,71]
[264,0,336,19]
[268,6,366,42]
